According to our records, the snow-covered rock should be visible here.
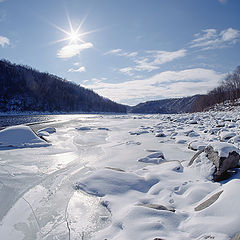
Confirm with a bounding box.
[189,143,240,181]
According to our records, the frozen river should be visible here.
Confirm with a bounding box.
[0,112,240,240]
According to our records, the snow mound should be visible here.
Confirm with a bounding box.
[0,125,50,149]
[183,179,240,238]
[74,169,158,197]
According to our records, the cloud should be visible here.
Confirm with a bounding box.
[190,28,240,50]
[106,48,186,76]
[0,35,9,47]
[68,66,86,73]
[57,42,93,58]
[83,68,224,105]
[104,48,138,58]
[105,49,122,55]
[119,67,134,76]
[136,49,187,71]
[119,49,187,75]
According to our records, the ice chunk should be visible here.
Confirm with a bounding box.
[0,125,50,149]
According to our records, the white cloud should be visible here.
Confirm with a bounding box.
[119,49,187,75]
[105,48,186,76]
[83,68,224,104]
[119,67,134,76]
[104,49,122,55]
[68,66,86,73]
[104,48,138,58]
[0,35,9,47]
[57,42,93,58]
[220,28,239,42]
[190,28,240,50]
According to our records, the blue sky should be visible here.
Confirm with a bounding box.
[0,0,240,105]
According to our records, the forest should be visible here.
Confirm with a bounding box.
[0,59,126,113]
[193,65,240,112]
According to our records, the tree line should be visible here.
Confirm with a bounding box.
[0,59,126,113]
[192,65,240,112]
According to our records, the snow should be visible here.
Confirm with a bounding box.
[0,111,240,239]
[210,142,239,157]
[0,125,50,149]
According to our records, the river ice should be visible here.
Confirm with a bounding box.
[0,112,240,240]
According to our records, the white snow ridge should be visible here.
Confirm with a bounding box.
[0,111,240,240]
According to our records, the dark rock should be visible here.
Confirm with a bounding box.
[205,146,240,181]
[194,190,223,211]
[139,203,175,212]
[188,145,240,181]
[232,232,240,240]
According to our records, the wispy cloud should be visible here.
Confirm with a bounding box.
[190,28,240,50]
[104,48,138,58]
[83,68,223,104]
[57,42,93,58]
[118,49,187,75]
[68,66,86,72]
[0,35,9,47]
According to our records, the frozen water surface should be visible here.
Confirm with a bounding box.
[0,113,240,239]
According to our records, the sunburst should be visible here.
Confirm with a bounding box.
[50,12,99,45]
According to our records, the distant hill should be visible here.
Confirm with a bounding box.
[0,59,126,113]
[129,95,201,114]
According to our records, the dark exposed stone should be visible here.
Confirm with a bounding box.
[194,190,223,211]
[188,145,240,181]
[139,203,175,212]
[205,146,240,181]
[231,232,240,240]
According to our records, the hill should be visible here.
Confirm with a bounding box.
[0,59,126,113]
[129,95,201,114]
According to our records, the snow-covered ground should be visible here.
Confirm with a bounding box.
[0,112,240,240]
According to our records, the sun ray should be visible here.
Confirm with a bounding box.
[47,11,102,47]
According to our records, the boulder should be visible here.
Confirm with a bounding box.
[232,232,240,240]
[189,143,240,181]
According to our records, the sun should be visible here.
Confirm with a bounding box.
[50,13,99,46]
[69,30,80,43]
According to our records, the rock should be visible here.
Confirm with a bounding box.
[232,232,240,240]
[140,203,175,212]
[155,132,166,137]
[76,126,92,131]
[105,167,125,172]
[205,145,239,181]
[189,143,240,181]
[188,120,198,124]
[188,149,205,166]
[194,190,223,211]
[188,141,207,151]
[219,131,236,142]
